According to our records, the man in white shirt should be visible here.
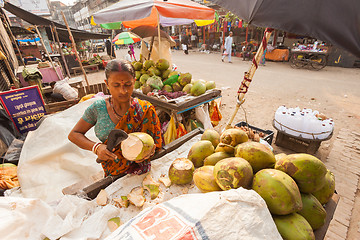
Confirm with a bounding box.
[222,31,233,63]
[125,50,134,62]
[50,80,78,101]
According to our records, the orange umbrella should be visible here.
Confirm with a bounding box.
[92,0,215,28]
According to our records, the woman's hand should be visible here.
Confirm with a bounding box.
[134,145,156,163]
[96,144,118,163]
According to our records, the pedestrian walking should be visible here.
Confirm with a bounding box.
[181,33,190,55]
[222,31,233,63]
[106,40,116,59]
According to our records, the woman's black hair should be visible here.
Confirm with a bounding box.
[105,59,135,80]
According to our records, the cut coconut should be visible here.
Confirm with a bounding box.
[127,187,146,207]
[121,132,155,161]
[168,158,194,185]
[158,177,172,188]
[108,217,123,232]
[113,196,129,208]
[96,189,108,206]
[142,174,160,200]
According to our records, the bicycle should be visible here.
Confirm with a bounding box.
[290,51,327,70]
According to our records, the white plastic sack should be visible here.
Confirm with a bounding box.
[17,98,103,203]
[195,104,213,129]
[0,195,119,240]
[0,197,53,240]
[105,188,282,240]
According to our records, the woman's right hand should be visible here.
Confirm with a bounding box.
[95,144,118,163]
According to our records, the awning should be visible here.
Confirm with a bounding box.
[4,2,110,42]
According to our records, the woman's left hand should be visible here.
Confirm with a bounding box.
[134,145,156,163]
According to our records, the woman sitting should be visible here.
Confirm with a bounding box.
[68,59,163,177]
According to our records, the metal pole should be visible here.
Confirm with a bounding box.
[52,24,71,78]
[61,11,89,87]
[34,26,62,81]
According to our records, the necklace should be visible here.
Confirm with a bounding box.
[109,97,122,120]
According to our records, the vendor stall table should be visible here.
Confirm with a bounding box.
[132,89,222,114]
[17,65,64,86]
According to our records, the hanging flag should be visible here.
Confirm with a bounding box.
[227,22,231,31]
[239,20,243,28]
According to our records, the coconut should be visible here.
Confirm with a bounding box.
[121,132,155,161]
[312,170,335,204]
[134,81,141,89]
[108,217,123,232]
[204,152,233,166]
[141,84,152,95]
[143,60,154,70]
[172,82,183,92]
[234,141,276,172]
[298,193,327,230]
[168,158,195,185]
[187,140,215,167]
[252,169,302,215]
[142,174,160,200]
[135,71,141,80]
[190,81,206,96]
[213,157,253,190]
[220,128,248,147]
[127,187,145,207]
[162,69,171,79]
[133,62,143,71]
[139,74,150,85]
[275,153,287,163]
[183,84,193,94]
[162,85,173,92]
[178,73,192,86]
[215,143,235,154]
[273,213,315,240]
[193,166,222,192]
[96,189,108,206]
[205,81,216,90]
[201,129,220,148]
[275,153,327,193]
[158,177,172,187]
[113,196,129,208]
[156,59,170,71]
[168,71,180,78]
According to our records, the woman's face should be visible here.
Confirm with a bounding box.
[106,71,135,103]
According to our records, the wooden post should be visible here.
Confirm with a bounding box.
[61,11,89,87]
[34,26,62,81]
[110,30,114,59]
[222,20,225,45]
[0,9,26,66]
[148,36,155,60]
[245,26,249,43]
[157,9,161,59]
[0,45,17,84]
[49,25,56,53]
[225,29,273,129]
[52,24,71,78]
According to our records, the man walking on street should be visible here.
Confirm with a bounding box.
[222,31,233,63]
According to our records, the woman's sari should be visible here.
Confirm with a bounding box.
[102,98,163,176]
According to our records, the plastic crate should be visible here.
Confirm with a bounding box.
[235,121,274,145]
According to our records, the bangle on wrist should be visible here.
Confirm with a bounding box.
[92,142,101,154]
[94,144,101,155]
